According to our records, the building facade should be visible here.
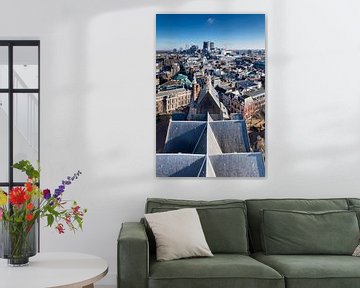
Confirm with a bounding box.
[244,88,265,111]
[156,88,191,115]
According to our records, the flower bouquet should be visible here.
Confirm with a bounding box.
[0,160,87,266]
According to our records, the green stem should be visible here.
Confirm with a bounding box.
[8,222,31,259]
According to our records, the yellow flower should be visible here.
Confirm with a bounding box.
[0,190,7,206]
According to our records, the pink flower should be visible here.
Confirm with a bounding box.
[72,205,80,215]
[65,214,71,225]
[0,208,3,220]
[56,223,65,234]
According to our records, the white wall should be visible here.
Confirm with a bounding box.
[1,0,360,285]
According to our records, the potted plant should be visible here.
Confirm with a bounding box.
[0,160,87,266]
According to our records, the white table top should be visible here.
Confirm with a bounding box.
[0,252,108,288]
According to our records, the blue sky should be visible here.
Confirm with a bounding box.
[156,14,265,50]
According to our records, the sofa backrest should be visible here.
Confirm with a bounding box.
[348,198,360,207]
[245,198,350,252]
[145,198,249,254]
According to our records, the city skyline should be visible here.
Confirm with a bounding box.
[156,14,265,50]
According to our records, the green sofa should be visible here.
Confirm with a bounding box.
[118,198,360,288]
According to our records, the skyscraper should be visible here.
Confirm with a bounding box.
[203,41,210,52]
[210,42,215,50]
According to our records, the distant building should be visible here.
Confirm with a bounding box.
[244,88,265,111]
[215,83,235,95]
[172,74,192,89]
[236,80,258,93]
[156,88,191,115]
[254,61,265,71]
[243,96,256,119]
[188,45,198,54]
[203,41,210,52]
[221,91,238,112]
[212,77,221,87]
[158,80,184,91]
[210,42,215,50]
[230,95,244,114]
[261,75,265,88]
[192,75,201,101]
[196,75,208,88]
[216,83,236,109]
[228,87,265,124]
[188,76,229,121]
[230,94,256,120]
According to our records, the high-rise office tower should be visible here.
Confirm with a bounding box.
[203,41,210,52]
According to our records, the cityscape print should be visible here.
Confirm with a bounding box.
[156,14,266,177]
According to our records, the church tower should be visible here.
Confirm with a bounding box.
[187,74,198,120]
[192,74,200,101]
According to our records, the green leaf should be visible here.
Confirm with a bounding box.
[47,214,54,227]
[13,160,30,170]
[12,160,40,180]
[75,216,83,230]
[46,205,60,217]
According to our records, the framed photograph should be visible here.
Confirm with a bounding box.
[156,14,265,177]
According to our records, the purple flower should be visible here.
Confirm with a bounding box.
[43,189,51,200]
[54,170,82,199]
[54,189,63,198]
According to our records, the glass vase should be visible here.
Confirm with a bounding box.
[0,220,37,266]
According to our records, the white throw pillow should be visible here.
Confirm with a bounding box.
[145,208,213,261]
[353,244,360,256]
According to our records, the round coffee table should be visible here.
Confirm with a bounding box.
[0,252,108,288]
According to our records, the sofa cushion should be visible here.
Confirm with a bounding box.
[149,254,284,288]
[349,205,360,228]
[252,252,360,288]
[146,198,249,254]
[246,198,349,252]
[347,198,360,207]
[145,208,213,261]
[347,199,360,229]
[261,209,359,255]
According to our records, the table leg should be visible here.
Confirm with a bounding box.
[82,284,94,288]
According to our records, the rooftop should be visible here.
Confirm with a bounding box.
[156,113,265,177]
[156,88,187,98]
[244,88,265,97]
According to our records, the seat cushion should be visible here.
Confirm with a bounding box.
[146,198,249,254]
[246,198,349,252]
[252,252,360,288]
[149,254,284,288]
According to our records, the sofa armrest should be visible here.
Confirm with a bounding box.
[118,222,149,288]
